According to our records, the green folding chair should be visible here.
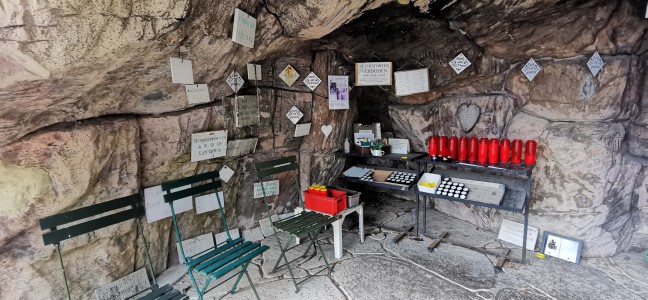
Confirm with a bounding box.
[39,194,188,300]
[161,171,269,300]
[254,156,337,293]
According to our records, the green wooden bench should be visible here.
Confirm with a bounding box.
[255,156,337,293]
[39,194,188,300]
[162,171,269,300]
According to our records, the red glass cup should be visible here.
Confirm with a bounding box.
[500,139,511,163]
[428,136,439,157]
[525,140,537,165]
[478,138,489,163]
[448,136,458,159]
[458,137,468,161]
[512,139,523,164]
[489,138,499,164]
[468,137,478,162]
[439,136,449,157]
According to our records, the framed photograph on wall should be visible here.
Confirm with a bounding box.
[541,231,583,264]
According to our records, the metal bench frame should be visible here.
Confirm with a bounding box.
[161,171,269,300]
[255,156,337,293]
[39,194,187,300]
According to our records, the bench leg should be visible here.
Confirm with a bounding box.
[358,206,365,243]
[229,261,250,294]
[245,268,261,300]
[332,219,344,259]
[187,267,203,300]
[271,234,300,293]
[311,232,332,276]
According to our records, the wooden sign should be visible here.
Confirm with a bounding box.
[170,57,194,84]
[177,233,215,263]
[191,130,228,162]
[234,95,260,127]
[185,84,210,105]
[95,268,150,300]
[226,138,258,157]
[497,219,539,251]
[355,62,392,86]
[328,75,349,110]
[232,8,256,48]
[394,68,429,96]
[195,191,225,214]
[144,185,193,223]
[253,180,279,198]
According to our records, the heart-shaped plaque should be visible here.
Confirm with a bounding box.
[321,125,333,137]
[456,103,481,133]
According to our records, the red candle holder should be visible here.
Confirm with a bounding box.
[448,136,458,159]
[525,140,537,165]
[478,138,489,163]
[489,138,499,164]
[428,136,439,157]
[500,139,511,163]
[439,136,449,157]
[512,139,523,164]
[458,137,468,161]
[468,137,478,162]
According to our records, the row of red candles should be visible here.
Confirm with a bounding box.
[428,136,537,165]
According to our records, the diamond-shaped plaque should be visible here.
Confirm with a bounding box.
[285,106,303,125]
[449,53,471,74]
[521,58,542,81]
[226,71,245,93]
[303,72,322,91]
[587,51,604,77]
[279,65,300,86]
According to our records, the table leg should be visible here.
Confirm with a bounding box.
[332,218,344,259]
[358,206,364,243]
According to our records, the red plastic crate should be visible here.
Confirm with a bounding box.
[304,189,347,215]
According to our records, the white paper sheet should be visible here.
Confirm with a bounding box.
[170,57,194,84]
[185,84,210,105]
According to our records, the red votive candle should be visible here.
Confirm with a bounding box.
[428,136,438,157]
[478,138,489,163]
[439,136,449,157]
[458,137,468,161]
[500,139,511,163]
[525,140,537,165]
[489,138,499,164]
[512,139,523,164]
[448,136,458,159]
[468,137,478,162]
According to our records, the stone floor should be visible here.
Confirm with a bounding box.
[158,196,648,300]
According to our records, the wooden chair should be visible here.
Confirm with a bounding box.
[39,194,188,300]
[161,171,269,300]
[254,156,337,293]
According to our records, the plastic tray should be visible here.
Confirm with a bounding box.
[417,173,441,194]
[304,189,347,215]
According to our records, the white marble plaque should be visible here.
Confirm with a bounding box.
[144,185,192,223]
[355,62,392,86]
[95,268,150,300]
[279,65,300,86]
[170,57,194,84]
[497,219,539,251]
[522,58,542,81]
[259,214,280,237]
[226,71,245,93]
[219,165,235,183]
[191,130,228,162]
[235,95,260,127]
[215,229,241,245]
[253,180,279,198]
[177,232,215,262]
[394,68,429,96]
[294,123,311,137]
[285,106,304,124]
[587,51,604,77]
[195,191,225,214]
[449,53,471,74]
[328,75,350,110]
[232,8,256,48]
[247,63,262,80]
[303,72,322,91]
[185,84,210,105]
[226,138,258,157]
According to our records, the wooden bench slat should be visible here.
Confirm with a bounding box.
[186,238,243,268]
[254,156,297,171]
[212,245,269,279]
[256,161,299,178]
[161,171,220,191]
[39,194,141,230]
[163,182,219,203]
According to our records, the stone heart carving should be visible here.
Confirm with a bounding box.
[456,103,481,133]
[321,125,333,137]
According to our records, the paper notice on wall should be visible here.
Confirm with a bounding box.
[247,63,262,80]
[195,191,225,214]
[219,165,235,183]
[497,219,539,251]
[185,84,210,105]
[234,95,260,127]
[144,185,192,223]
[95,268,150,300]
[294,123,311,137]
[253,180,279,198]
[394,68,429,96]
[232,8,256,48]
[170,57,194,84]
[226,138,258,157]
[191,130,228,162]
[328,75,349,110]
[355,62,392,86]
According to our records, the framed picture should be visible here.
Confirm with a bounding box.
[541,231,583,264]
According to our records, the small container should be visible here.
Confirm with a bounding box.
[439,136,449,157]
[344,138,350,153]
[489,138,499,164]
[525,140,537,165]
[478,138,489,163]
[469,137,479,162]
[448,136,458,159]
[500,139,511,163]
[428,136,439,157]
[512,139,523,164]
[458,137,468,161]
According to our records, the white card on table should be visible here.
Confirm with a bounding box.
[232,8,256,48]
[191,130,228,162]
[497,219,539,251]
[253,180,279,198]
[394,68,429,96]
[247,63,262,80]
[144,185,192,223]
[388,138,410,154]
[294,123,312,137]
[303,72,322,91]
[170,57,194,84]
[328,75,350,110]
[220,165,235,183]
[185,84,210,105]
[195,191,225,214]
[177,233,215,262]
[355,62,392,86]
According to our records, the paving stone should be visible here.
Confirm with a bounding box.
[228,276,345,300]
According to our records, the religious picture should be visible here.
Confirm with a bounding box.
[327,75,349,110]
